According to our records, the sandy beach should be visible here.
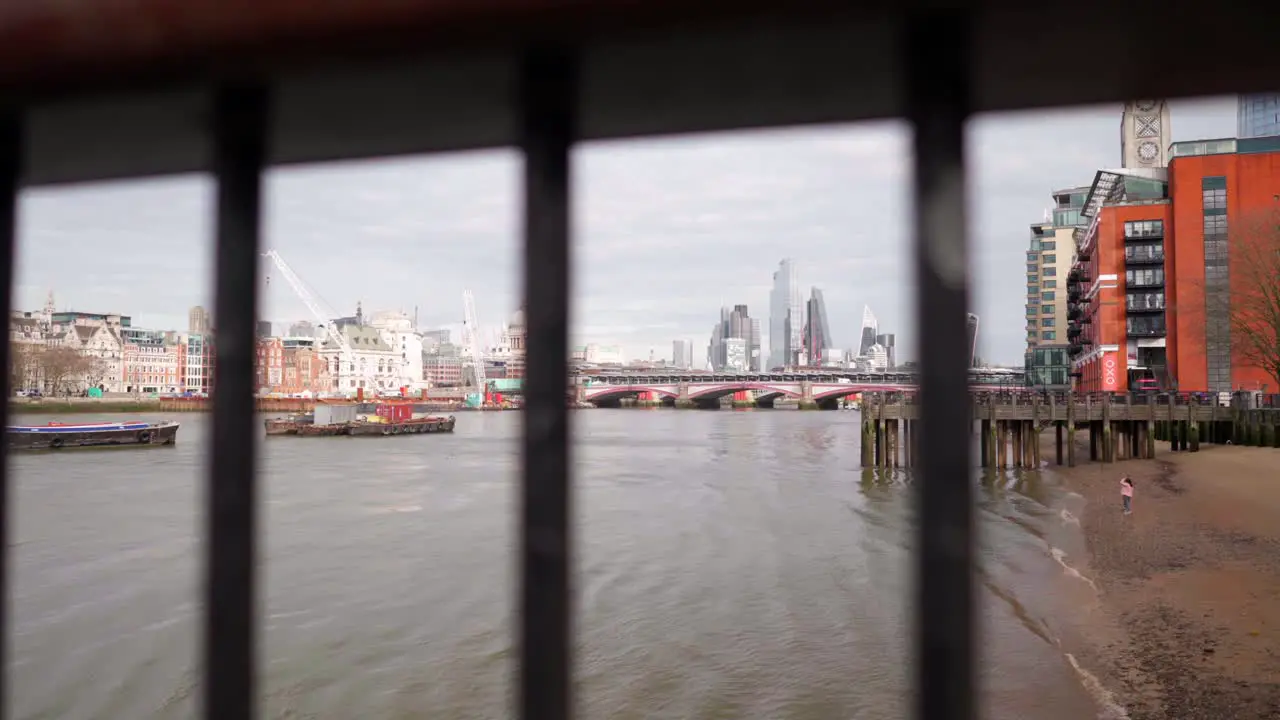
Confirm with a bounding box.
[1049,437,1280,719]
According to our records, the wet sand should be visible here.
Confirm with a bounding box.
[1048,437,1280,719]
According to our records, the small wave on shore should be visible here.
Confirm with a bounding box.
[1064,652,1131,720]
[1049,546,1098,592]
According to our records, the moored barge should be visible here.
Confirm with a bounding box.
[8,420,180,450]
[264,402,455,438]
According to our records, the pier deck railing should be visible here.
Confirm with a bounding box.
[2,2,1280,720]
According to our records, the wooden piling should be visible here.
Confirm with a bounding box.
[861,419,874,467]
[980,419,991,468]
[1066,397,1076,467]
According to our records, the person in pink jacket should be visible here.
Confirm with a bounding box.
[1121,477,1134,515]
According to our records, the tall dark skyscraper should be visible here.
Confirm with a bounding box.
[966,313,980,367]
[803,287,831,365]
[876,333,896,369]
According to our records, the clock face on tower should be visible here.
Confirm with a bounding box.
[1138,141,1159,162]
[1135,99,1158,112]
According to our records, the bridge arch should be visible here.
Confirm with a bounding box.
[583,385,678,403]
[685,383,802,401]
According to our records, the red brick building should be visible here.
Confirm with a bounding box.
[255,337,284,393]
[1069,170,1170,392]
[1068,137,1280,393]
[279,343,329,395]
[1165,137,1280,393]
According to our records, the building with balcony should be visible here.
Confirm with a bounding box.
[1068,168,1170,392]
[1025,187,1085,389]
[1067,135,1280,393]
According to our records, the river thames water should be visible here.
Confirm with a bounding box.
[9,409,1109,719]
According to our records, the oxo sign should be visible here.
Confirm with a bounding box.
[1102,352,1119,391]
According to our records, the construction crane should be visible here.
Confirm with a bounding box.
[462,289,487,393]
[262,249,370,395]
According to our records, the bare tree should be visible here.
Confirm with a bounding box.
[8,342,39,394]
[35,345,93,395]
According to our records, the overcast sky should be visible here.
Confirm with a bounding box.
[14,96,1236,366]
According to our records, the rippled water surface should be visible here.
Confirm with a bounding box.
[11,410,1105,719]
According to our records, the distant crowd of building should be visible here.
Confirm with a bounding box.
[668,259,900,374]
[10,298,531,397]
[1024,95,1280,394]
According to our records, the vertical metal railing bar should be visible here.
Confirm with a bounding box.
[0,110,20,720]
[517,47,577,720]
[205,85,268,720]
[907,12,977,720]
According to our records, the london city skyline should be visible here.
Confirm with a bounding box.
[12,97,1236,368]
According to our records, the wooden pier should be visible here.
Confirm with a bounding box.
[859,392,1280,469]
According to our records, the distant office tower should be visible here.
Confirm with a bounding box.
[1238,93,1280,139]
[876,333,896,369]
[858,305,878,357]
[188,305,211,334]
[966,313,980,367]
[255,320,274,338]
[803,287,831,365]
[708,304,759,371]
[769,259,803,369]
[672,339,693,369]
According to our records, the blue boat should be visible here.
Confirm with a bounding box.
[7,420,180,450]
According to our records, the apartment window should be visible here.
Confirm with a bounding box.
[1203,176,1232,392]
[1026,251,1038,261]
[1123,219,1164,238]
[1202,176,1227,210]
[1042,280,1055,288]
[1041,291,1055,301]
[1125,268,1164,287]
[1028,330,1038,340]
[1043,267,1057,277]
[1041,304,1054,314]
[1043,253,1057,263]
[1126,315,1167,335]
[1041,318,1055,327]
[1026,307,1037,317]
[1126,291,1165,311]
[1203,214,1228,237]
[1202,189,1227,211]
[1042,331,1056,341]
[1027,284,1038,296]
[1124,243,1164,262]
[1042,241,1056,251]
[1026,263,1038,272]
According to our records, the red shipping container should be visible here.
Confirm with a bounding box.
[375,403,411,422]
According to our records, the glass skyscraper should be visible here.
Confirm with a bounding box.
[768,259,802,369]
[1238,94,1280,139]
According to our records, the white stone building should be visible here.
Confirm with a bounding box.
[58,322,125,392]
[318,323,400,395]
[368,310,426,390]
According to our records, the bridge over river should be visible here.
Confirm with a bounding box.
[575,369,1025,408]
